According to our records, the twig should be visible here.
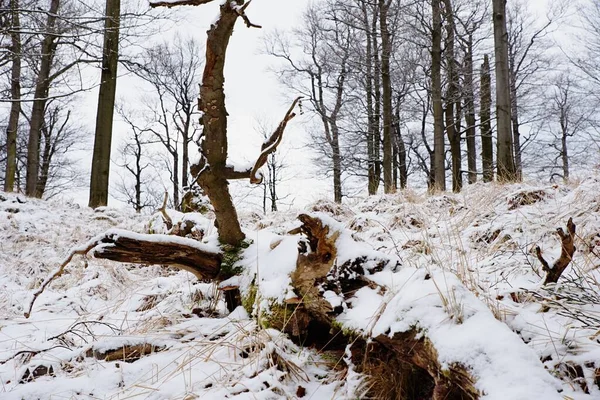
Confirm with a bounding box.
[234,0,262,29]
[24,241,98,318]
[159,192,173,230]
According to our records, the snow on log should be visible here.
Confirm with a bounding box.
[270,213,563,399]
[25,228,222,318]
[92,229,222,280]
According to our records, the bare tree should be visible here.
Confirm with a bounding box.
[492,0,516,181]
[507,0,563,180]
[126,36,202,209]
[114,107,162,213]
[538,73,597,182]
[480,54,494,182]
[265,2,351,203]
[3,0,20,192]
[25,0,61,197]
[432,0,446,191]
[150,0,299,246]
[89,0,121,208]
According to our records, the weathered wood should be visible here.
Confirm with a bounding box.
[286,214,479,399]
[94,231,221,280]
[536,217,576,285]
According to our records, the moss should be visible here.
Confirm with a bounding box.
[219,239,252,279]
[242,283,258,315]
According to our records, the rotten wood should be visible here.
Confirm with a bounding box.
[25,230,222,318]
[285,214,478,398]
[535,217,576,285]
[93,231,222,280]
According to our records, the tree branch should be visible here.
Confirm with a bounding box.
[536,217,576,285]
[249,97,301,184]
[149,0,214,8]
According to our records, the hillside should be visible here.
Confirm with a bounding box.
[2,178,600,399]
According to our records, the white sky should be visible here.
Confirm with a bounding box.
[74,0,331,210]
[71,0,569,210]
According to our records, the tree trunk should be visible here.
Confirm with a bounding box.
[4,0,21,193]
[26,0,60,197]
[182,113,191,189]
[195,1,245,246]
[173,151,180,208]
[372,8,382,193]
[560,112,569,182]
[283,214,480,400]
[443,0,461,193]
[492,0,516,181]
[432,0,445,191]
[332,124,343,204]
[510,76,523,181]
[364,3,377,196]
[480,55,494,183]
[394,96,407,189]
[89,0,121,208]
[35,128,53,198]
[464,34,477,184]
[379,0,394,194]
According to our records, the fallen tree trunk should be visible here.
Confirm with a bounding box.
[279,214,479,400]
[93,230,221,280]
[26,228,222,318]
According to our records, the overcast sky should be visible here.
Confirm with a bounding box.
[74,0,566,210]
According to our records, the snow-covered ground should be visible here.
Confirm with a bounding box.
[2,177,600,398]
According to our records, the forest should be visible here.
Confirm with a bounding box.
[2,0,600,399]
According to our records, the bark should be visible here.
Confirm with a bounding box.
[379,0,394,194]
[510,75,523,181]
[480,55,494,183]
[464,34,477,184]
[89,0,121,208]
[394,96,407,189]
[492,0,516,181]
[432,0,446,191]
[332,126,343,203]
[363,3,377,195]
[535,218,576,285]
[4,0,20,192]
[26,0,60,197]
[93,231,222,280]
[443,0,461,193]
[372,7,382,193]
[560,107,569,182]
[283,214,479,399]
[193,1,246,245]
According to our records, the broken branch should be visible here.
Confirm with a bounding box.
[25,241,98,318]
[25,230,223,318]
[536,217,576,285]
[233,0,262,29]
[249,97,301,184]
[149,0,213,8]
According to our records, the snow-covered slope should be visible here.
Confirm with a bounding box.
[1,178,600,398]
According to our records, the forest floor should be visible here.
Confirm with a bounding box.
[2,177,600,399]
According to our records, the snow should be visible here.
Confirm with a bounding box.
[3,177,600,398]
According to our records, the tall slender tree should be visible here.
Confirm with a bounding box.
[492,0,516,181]
[3,0,20,192]
[25,0,60,197]
[89,0,121,208]
[432,0,445,191]
[480,54,494,182]
[379,0,394,193]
